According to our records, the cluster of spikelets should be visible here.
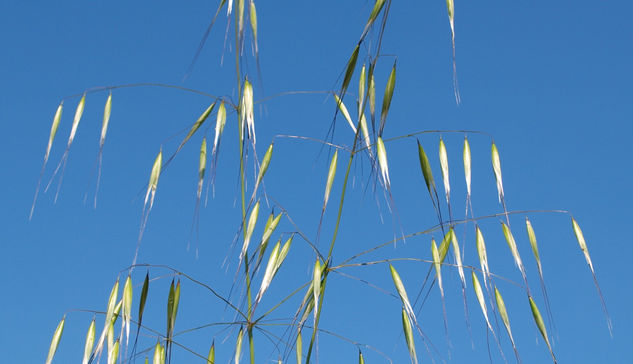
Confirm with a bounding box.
[40,1,611,364]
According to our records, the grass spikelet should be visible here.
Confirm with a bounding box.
[463,136,471,197]
[131,272,149,356]
[249,1,258,54]
[431,239,444,297]
[401,308,418,364]
[255,239,281,304]
[323,150,338,210]
[168,279,181,336]
[107,318,115,355]
[389,264,416,326]
[69,93,86,149]
[235,326,244,364]
[571,217,612,335]
[260,212,281,251]
[198,138,207,199]
[208,101,227,199]
[93,279,120,361]
[494,287,519,361]
[108,339,120,364]
[138,272,149,327]
[571,218,593,275]
[433,238,450,336]
[369,73,376,127]
[178,102,216,154]
[238,0,245,34]
[501,222,527,282]
[491,142,505,204]
[107,279,120,325]
[122,275,133,347]
[46,93,86,202]
[31,102,64,219]
[166,279,181,357]
[417,140,438,205]
[475,226,491,289]
[145,150,163,212]
[438,229,452,263]
[257,213,274,260]
[240,201,260,262]
[254,142,273,192]
[333,93,356,133]
[471,272,493,332]
[135,149,163,264]
[296,330,302,364]
[525,218,540,270]
[213,101,227,154]
[525,218,555,328]
[298,285,315,327]
[45,102,64,165]
[312,259,323,321]
[358,64,366,117]
[445,0,460,104]
[277,236,292,269]
[94,92,113,207]
[376,137,390,188]
[361,0,386,40]
[445,0,455,47]
[100,93,113,148]
[451,231,466,287]
[439,137,450,204]
[82,318,95,364]
[207,341,215,364]
[240,80,255,144]
[45,316,65,364]
[341,45,360,99]
[153,341,164,364]
[528,296,556,363]
[360,113,372,154]
[379,62,396,136]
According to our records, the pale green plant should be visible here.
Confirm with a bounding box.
[37,1,611,364]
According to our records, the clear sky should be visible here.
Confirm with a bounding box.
[1,1,631,363]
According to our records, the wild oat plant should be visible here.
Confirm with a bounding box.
[36,1,610,364]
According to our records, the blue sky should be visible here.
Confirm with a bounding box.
[1,1,631,363]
